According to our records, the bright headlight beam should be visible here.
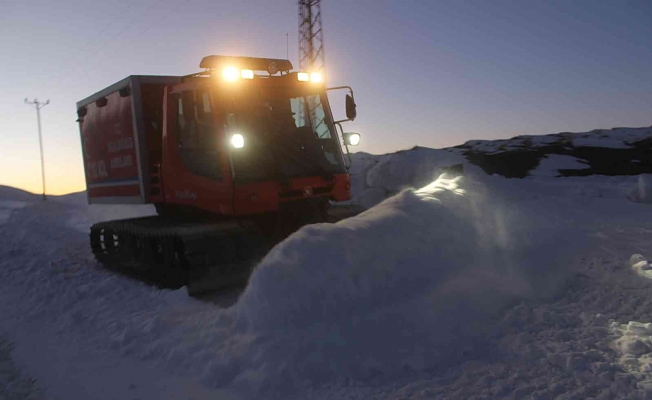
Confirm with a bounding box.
[310,72,323,83]
[349,133,361,146]
[415,175,466,202]
[223,67,239,82]
[297,72,309,82]
[231,134,244,148]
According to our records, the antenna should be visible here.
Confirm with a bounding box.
[24,98,50,201]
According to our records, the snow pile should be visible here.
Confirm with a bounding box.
[528,154,590,178]
[347,147,467,209]
[222,174,582,393]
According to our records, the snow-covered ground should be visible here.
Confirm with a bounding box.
[2,126,652,399]
[0,200,28,225]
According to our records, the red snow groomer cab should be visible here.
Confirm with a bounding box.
[77,55,361,294]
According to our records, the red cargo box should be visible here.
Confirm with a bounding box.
[76,75,181,204]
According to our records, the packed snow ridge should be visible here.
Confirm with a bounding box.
[1,125,652,399]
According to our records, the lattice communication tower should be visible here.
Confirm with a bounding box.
[298,0,327,136]
[298,0,324,75]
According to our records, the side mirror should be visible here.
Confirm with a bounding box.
[345,94,357,120]
[343,132,361,146]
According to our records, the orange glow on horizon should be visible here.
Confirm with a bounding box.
[0,177,86,196]
[0,162,87,196]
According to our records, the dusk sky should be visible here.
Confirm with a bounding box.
[1,0,651,195]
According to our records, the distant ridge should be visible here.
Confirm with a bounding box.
[0,185,88,204]
[0,185,37,202]
[449,125,652,178]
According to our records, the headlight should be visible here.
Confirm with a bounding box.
[231,134,244,148]
[297,72,323,83]
[349,133,361,146]
[343,132,361,146]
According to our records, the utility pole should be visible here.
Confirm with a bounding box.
[24,98,49,201]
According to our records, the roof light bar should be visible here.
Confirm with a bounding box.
[297,72,324,83]
[200,55,293,73]
[222,67,239,82]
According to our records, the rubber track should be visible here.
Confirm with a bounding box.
[89,216,269,289]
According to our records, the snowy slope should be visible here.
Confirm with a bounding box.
[459,126,652,154]
[456,126,652,179]
[0,186,36,225]
[2,125,652,399]
[528,154,590,177]
[1,174,652,399]
[0,186,39,203]
[347,125,652,208]
[50,191,156,233]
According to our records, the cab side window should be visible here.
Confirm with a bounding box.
[173,90,222,180]
[197,90,212,124]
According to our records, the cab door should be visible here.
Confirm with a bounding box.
[161,83,234,215]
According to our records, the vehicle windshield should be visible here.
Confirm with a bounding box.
[218,87,347,183]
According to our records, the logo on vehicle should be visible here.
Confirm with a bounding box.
[302,186,313,196]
